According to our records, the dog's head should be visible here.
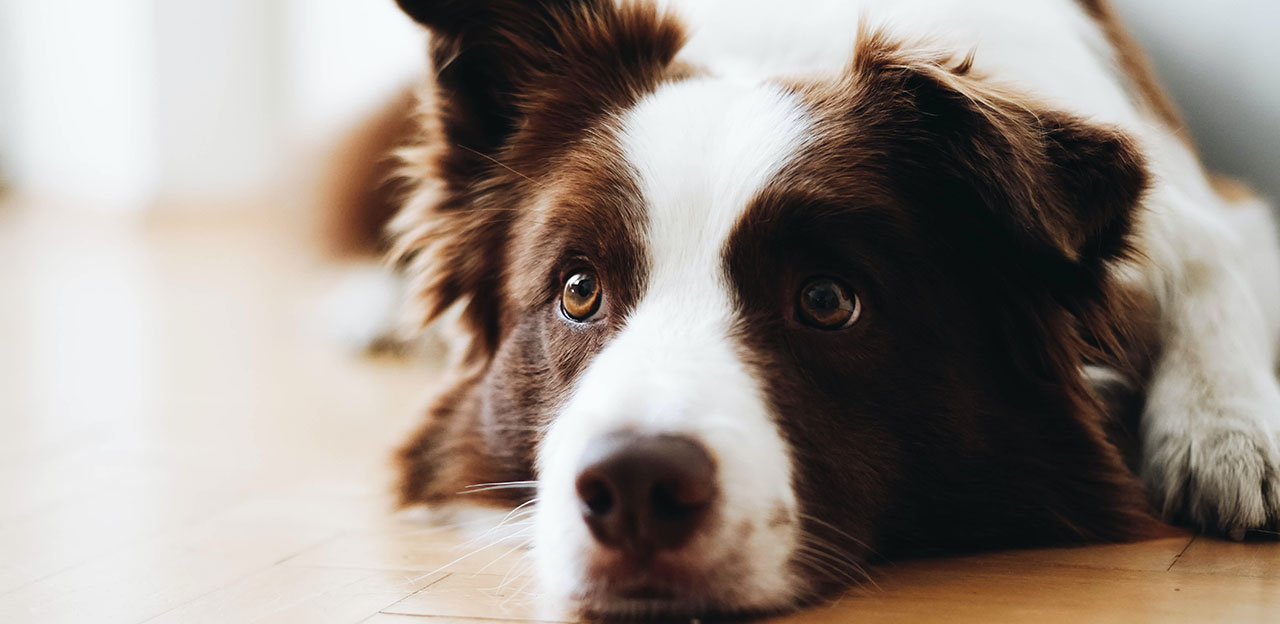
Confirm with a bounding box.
[391,0,1158,617]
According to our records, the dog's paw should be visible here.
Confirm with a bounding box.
[1142,409,1280,539]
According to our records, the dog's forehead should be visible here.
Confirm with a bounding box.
[615,77,813,285]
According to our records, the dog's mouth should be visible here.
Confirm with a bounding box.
[570,553,802,622]
[580,555,709,610]
[576,592,783,623]
[576,592,795,624]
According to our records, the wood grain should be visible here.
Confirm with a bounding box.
[0,205,1275,623]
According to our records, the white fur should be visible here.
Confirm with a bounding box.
[657,0,1137,126]
[653,0,1280,535]
[1136,178,1280,536]
[533,78,812,609]
[531,0,1280,608]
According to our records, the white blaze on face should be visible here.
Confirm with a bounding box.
[533,77,813,607]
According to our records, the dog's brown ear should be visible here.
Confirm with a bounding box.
[395,0,575,170]
[396,373,536,508]
[395,0,685,177]
[390,1,684,361]
[851,31,1148,273]
[844,33,1160,543]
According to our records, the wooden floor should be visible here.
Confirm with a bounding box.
[1,204,1277,623]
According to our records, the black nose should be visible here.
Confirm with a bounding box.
[575,432,717,557]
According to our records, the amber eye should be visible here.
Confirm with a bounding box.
[562,271,602,321]
[797,278,860,329]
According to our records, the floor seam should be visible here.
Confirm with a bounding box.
[1166,535,1196,572]
[361,572,453,623]
[131,529,345,624]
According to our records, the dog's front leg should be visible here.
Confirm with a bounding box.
[1138,184,1280,538]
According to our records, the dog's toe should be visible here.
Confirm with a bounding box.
[1146,423,1280,537]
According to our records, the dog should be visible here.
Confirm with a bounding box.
[363,0,1280,617]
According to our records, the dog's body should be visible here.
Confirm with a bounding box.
[375,0,1280,617]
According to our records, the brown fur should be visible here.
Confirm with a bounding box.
[386,1,1176,611]
[1075,1,1191,141]
[316,88,418,256]
[721,32,1166,581]
[390,0,686,363]
[1208,172,1265,206]
[394,130,659,508]
[392,0,685,506]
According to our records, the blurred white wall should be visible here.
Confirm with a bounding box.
[151,0,287,203]
[283,0,423,140]
[1114,0,1280,200]
[0,1,1274,211]
[0,0,423,213]
[1,0,159,211]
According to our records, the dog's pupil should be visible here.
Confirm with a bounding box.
[570,273,596,299]
[807,284,838,311]
[800,279,856,328]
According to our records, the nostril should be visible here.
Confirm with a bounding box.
[650,477,712,520]
[576,467,628,550]
[651,480,683,519]
[577,473,615,516]
[574,432,718,555]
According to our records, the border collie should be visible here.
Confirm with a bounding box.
[375,0,1280,617]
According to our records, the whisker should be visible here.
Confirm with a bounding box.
[475,536,535,576]
[494,497,539,524]
[461,480,538,489]
[796,533,863,561]
[797,512,880,556]
[793,543,868,579]
[406,534,511,584]
[396,508,529,538]
[794,531,882,592]
[459,481,538,495]
[408,502,540,583]
[495,557,536,593]
[455,501,538,550]
[499,573,542,612]
[456,143,541,187]
[791,552,867,590]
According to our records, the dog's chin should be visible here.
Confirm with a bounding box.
[570,557,803,622]
[579,600,789,623]
[576,591,797,623]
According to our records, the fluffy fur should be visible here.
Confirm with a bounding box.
[370,0,1280,617]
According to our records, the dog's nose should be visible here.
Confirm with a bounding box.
[575,432,716,557]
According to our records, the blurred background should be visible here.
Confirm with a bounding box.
[0,0,424,215]
[0,0,1276,214]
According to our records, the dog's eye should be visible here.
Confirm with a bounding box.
[797,278,860,329]
[562,271,602,321]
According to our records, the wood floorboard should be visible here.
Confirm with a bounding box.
[1,205,1275,623]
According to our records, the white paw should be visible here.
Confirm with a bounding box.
[1142,381,1280,538]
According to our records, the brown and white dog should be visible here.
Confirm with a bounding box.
[361,0,1280,618]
